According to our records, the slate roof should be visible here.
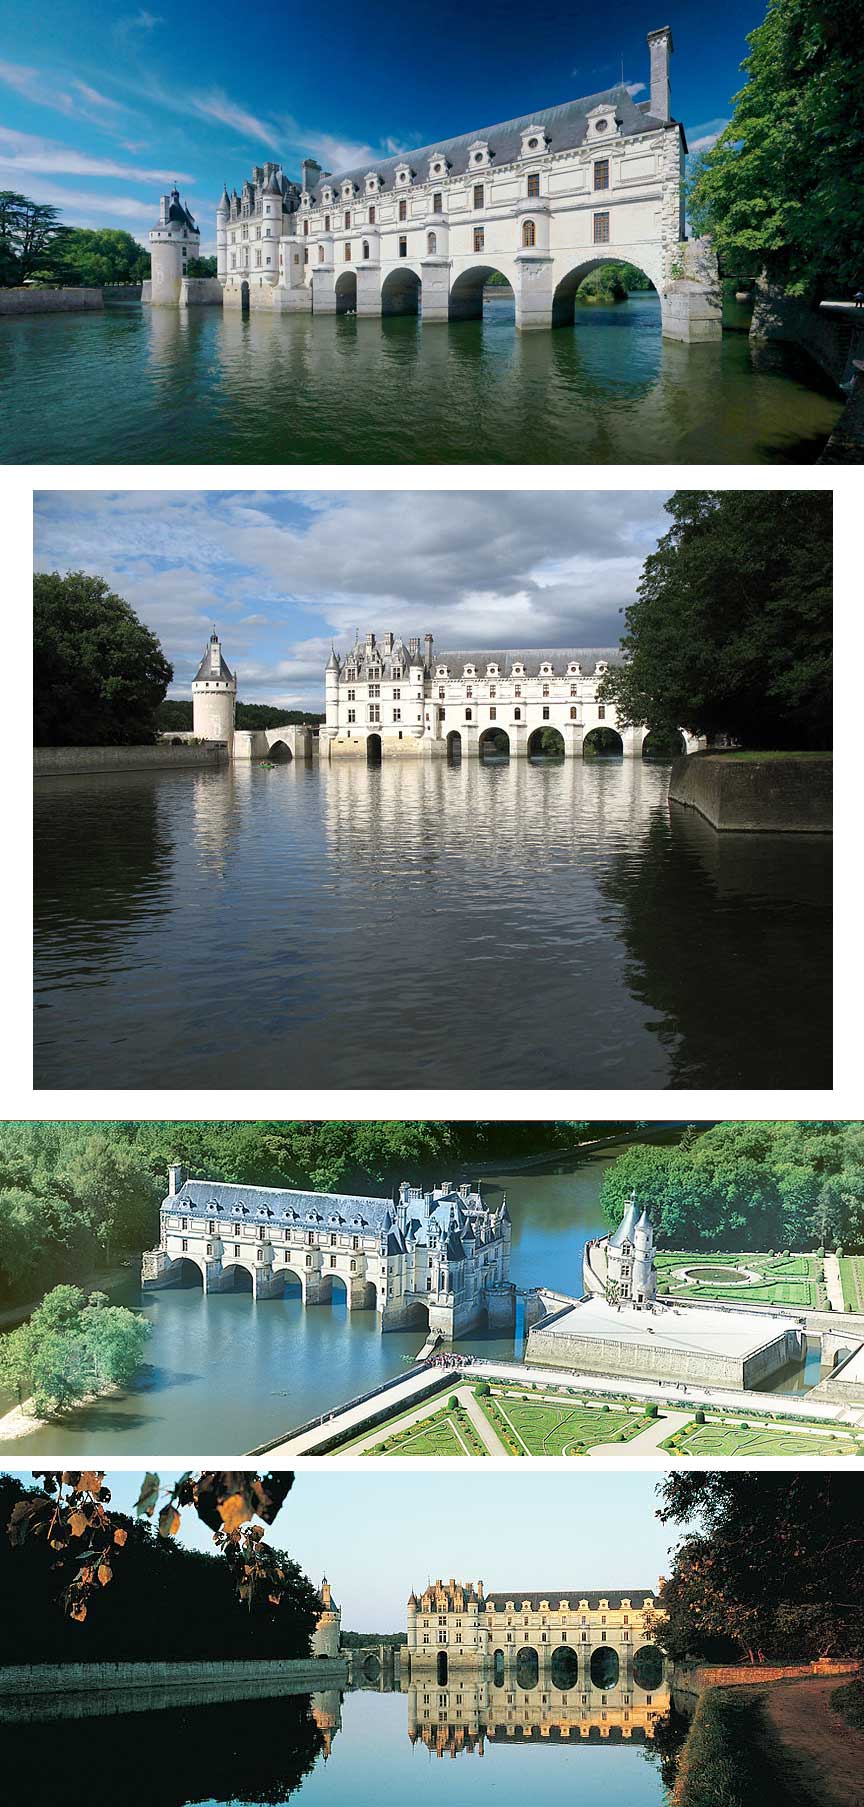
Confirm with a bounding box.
[610,1197,641,1249]
[432,648,621,676]
[485,1589,659,1611]
[312,84,669,201]
[193,638,235,684]
[164,1178,393,1233]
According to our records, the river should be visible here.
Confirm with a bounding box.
[0,1142,822,1455]
[34,755,832,1092]
[2,292,841,463]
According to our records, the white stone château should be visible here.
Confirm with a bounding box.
[215,26,719,340]
[406,1579,665,1687]
[324,631,702,760]
[141,1167,511,1335]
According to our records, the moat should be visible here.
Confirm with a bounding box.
[34,755,832,1093]
[0,1144,824,1454]
[2,293,841,464]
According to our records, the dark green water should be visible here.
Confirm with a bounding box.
[1,293,841,462]
[34,757,832,1092]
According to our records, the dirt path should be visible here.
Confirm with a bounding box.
[824,1254,845,1314]
[760,1676,864,1806]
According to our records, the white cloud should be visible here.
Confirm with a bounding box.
[0,57,131,132]
[0,173,156,224]
[72,81,123,113]
[192,90,284,152]
[0,124,193,185]
[625,81,646,98]
[688,132,723,154]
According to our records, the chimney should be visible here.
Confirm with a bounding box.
[365,630,375,649]
[647,26,673,122]
[424,632,433,667]
[168,1163,186,1195]
[302,157,323,191]
[408,636,419,658]
[383,631,394,652]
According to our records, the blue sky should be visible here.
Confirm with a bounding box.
[2,1,763,248]
[34,489,673,709]
[52,1471,676,1629]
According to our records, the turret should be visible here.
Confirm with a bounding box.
[260,167,283,282]
[147,185,200,307]
[216,183,230,284]
[192,628,236,751]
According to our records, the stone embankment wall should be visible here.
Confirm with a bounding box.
[667,752,832,833]
[0,288,104,315]
[34,742,228,777]
[750,281,864,460]
[671,1658,857,1710]
[0,1657,348,1721]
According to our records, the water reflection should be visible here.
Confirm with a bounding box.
[34,757,831,1090]
[406,1671,671,1755]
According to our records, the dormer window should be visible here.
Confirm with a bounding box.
[519,124,549,159]
[341,180,356,201]
[586,104,622,141]
[322,187,333,205]
[394,162,413,187]
[468,139,491,169]
[365,171,382,195]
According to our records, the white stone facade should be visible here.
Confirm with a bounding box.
[147,187,200,306]
[192,630,237,744]
[216,29,719,341]
[311,1579,341,1659]
[407,1580,665,1682]
[323,631,701,760]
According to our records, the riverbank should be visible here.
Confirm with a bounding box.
[749,283,864,462]
[668,751,832,833]
[0,1380,123,1443]
[34,741,228,777]
[0,1656,349,1722]
[674,1675,864,1807]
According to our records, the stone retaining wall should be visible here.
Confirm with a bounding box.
[671,1657,856,1710]
[0,288,104,315]
[0,1657,348,1721]
[34,742,228,777]
[667,752,832,833]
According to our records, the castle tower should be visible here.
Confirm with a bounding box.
[260,168,283,285]
[216,183,230,283]
[148,186,200,306]
[631,1207,657,1308]
[606,1195,657,1308]
[324,645,340,739]
[311,1576,341,1659]
[192,629,236,748]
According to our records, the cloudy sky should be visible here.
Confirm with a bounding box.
[34,488,672,709]
[62,1471,675,1628]
[1,0,759,244]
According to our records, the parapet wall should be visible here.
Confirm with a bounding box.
[525,1317,797,1389]
[0,1657,349,1721]
[34,742,228,777]
[0,288,104,315]
[179,276,224,307]
[667,752,832,833]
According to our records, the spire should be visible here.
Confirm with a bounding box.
[217,183,230,212]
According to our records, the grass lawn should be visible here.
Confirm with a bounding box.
[838,1256,864,1312]
[660,1419,861,1458]
[654,1250,823,1308]
[717,750,832,762]
[359,1403,488,1458]
[478,1389,651,1456]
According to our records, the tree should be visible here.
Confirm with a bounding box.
[187,255,217,277]
[0,1285,150,1415]
[55,228,149,287]
[0,191,65,286]
[687,0,864,298]
[34,571,173,746]
[598,491,832,748]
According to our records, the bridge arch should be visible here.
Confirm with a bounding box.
[550,1646,580,1690]
[240,279,250,313]
[515,1646,539,1689]
[583,726,623,758]
[175,1255,205,1288]
[321,1272,349,1307]
[361,1652,381,1681]
[446,729,462,762]
[449,263,514,323]
[276,1262,305,1300]
[479,726,510,761]
[632,1645,664,1691]
[366,732,382,765]
[382,264,421,317]
[527,726,565,760]
[589,1645,620,1689]
[335,268,357,314]
[551,255,659,329]
[220,1261,255,1293]
[267,738,293,762]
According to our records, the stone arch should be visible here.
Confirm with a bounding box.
[590,1645,620,1689]
[642,728,686,760]
[366,732,382,765]
[527,726,565,759]
[437,1651,448,1685]
[240,279,250,313]
[583,726,624,758]
[493,1648,505,1686]
[321,1272,349,1307]
[446,729,462,762]
[175,1255,205,1288]
[276,1263,305,1300]
[479,726,510,761]
[220,1261,255,1293]
[551,255,659,329]
[382,265,421,317]
[515,1646,539,1689]
[550,1646,580,1690]
[267,738,293,762]
[449,263,514,322]
[335,268,357,314]
[632,1645,664,1691]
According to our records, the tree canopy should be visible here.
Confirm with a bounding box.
[34,571,173,746]
[0,1285,150,1415]
[597,490,832,749]
[600,1121,864,1252]
[0,192,65,286]
[687,0,864,298]
[54,228,150,286]
[156,699,325,732]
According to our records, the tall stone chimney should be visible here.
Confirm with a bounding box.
[647,26,673,123]
[424,633,433,667]
[168,1163,186,1195]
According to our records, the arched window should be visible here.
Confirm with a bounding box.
[362,240,370,259]
[318,245,324,263]
[427,231,437,254]
[522,219,536,248]
[570,706,578,719]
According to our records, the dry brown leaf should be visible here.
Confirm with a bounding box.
[79,1472,104,1494]
[69,1510,87,1538]
[113,1527,128,1547]
[97,1563,112,1586]
[217,1493,249,1535]
[158,1505,181,1540]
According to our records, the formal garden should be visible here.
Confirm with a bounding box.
[653,1250,827,1308]
[839,1256,864,1312]
[356,1399,488,1458]
[473,1387,655,1457]
[660,1413,864,1459]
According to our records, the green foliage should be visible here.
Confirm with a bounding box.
[156,699,325,731]
[186,255,217,277]
[34,572,173,747]
[673,1690,795,1807]
[0,1285,150,1415]
[600,1122,864,1252]
[54,228,149,287]
[687,0,864,297]
[0,191,65,286]
[831,1677,864,1733]
[598,491,832,748]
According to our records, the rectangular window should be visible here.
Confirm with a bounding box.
[598,703,606,719]
[393,708,401,721]
[527,172,540,198]
[303,248,308,265]
[324,213,330,230]
[399,236,407,256]
[303,219,309,236]
[368,704,380,723]
[474,228,484,253]
[594,159,610,191]
[432,192,442,212]
[489,705,496,720]
[399,198,407,221]
[438,707,445,721]
[369,205,376,224]
[542,705,550,720]
[593,211,610,244]
[347,709,355,724]
[473,183,484,209]
[344,209,351,228]
[344,243,351,261]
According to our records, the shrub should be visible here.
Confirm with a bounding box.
[447,1396,458,1411]
[695,1409,706,1424]
[646,1403,658,1419]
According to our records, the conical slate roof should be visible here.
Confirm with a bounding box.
[609,1196,640,1249]
[193,634,235,684]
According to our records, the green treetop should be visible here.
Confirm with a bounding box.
[34,571,173,746]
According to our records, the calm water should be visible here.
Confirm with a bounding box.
[6,1688,670,1807]
[1,293,841,463]
[1,1144,819,1454]
[34,757,832,1091]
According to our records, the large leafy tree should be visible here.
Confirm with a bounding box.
[0,191,65,286]
[687,0,864,297]
[34,571,173,746]
[598,490,832,749]
[0,1284,150,1415]
[55,228,150,287]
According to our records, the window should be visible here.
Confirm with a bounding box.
[303,248,308,265]
[570,706,578,719]
[399,198,407,221]
[438,687,445,699]
[347,709,355,724]
[514,707,522,720]
[598,703,606,719]
[473,183,484,208]
[515,684,522,697]
[438,707,445,721]
[344,209,351,229]
[330,1233,337,1246]
[594,211,610,244]
[368,704,380,723]
[432,192,442,212]
[465,707,472,721]
[489,685,496,697]
[542,683,550,696]
[181,1238,188,1252]
[303,219,309,236]
[368,205,376,224]
[473,228,484,253]
[521,218,536,247]
[527,171,540,198]
[393,708,401,721]
[319,245,324,262]
[489,706,497,720]
[399,236,407,257]
[369,685,380,698]
[393,687,401,699]
[594,158,610,191]
[324,213,330,231]
[362,240,370,259]
[427,231,437,254]
[344,243,351,260]
[542,705,550,720]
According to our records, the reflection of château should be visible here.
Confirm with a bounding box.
[407,1679,670,1756]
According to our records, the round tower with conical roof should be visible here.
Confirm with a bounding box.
[216,183,230,283]
[311,1576,341,1659]
[148,186,200,305]
[192,628,236,749]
